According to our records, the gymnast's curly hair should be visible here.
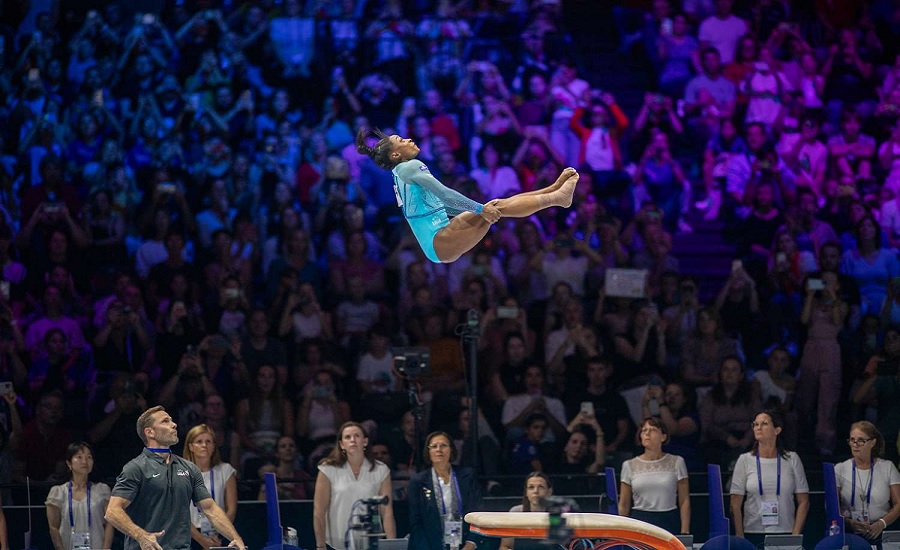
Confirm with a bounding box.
[355,127,395,170]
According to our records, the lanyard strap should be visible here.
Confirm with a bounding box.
[68,481,91,528]
[146,448,172,454]
[851,459,875,508]
[209,467,215,500]
[756,454,781,497]
[435,470,463,518]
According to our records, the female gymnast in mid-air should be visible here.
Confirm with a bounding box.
[356,128,579,263]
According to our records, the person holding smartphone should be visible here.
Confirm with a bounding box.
[560,406,605,475]
[796,271,847,456]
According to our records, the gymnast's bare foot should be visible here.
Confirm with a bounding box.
[558,172,579,208]
[548,167,578,193]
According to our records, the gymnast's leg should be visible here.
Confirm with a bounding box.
[432,171,579,262]
[491,171,578,217]
[433,213,493,263]
[515,166,577,198]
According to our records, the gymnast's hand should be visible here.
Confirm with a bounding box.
[480,201,501,223]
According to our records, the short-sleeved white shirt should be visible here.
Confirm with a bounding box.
[835,458,900,522]
[730,451,809,534]
[621,454,688,512]
[189,462,237,529]
[46,482,111,550]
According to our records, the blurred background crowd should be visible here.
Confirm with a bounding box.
[1,0,900,519]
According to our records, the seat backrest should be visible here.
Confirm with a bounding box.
[822,463,844,537]
[707,464,730,540]
[604,467,619,515]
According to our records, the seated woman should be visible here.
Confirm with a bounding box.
[679,307,740,387]
[234,364,294,477]
[699,356,761,470]
[356,128,578,264]
[500,472,554,550]
[258,435,313,501]
[654,381,702,472]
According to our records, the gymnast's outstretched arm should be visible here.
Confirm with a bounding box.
[398,159,484,214]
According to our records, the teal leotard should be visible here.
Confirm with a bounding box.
[391,159,484,263]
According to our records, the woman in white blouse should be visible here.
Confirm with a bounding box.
[46,442,114,550]
[730,410,809,548]
[619,417,690,535]
[313,422,396,550]
[183,424,239,549]
[835,421,900,547]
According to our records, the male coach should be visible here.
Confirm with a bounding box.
[105,405,246,550]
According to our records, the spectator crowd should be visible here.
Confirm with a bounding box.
[3,0,900,543]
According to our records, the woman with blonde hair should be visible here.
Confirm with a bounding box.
[183,424,238,550]
[835,421,900,547]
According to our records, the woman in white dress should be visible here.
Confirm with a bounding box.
[183,424,238,550]
[619,417,690,535]
[730,410,809,548]
[313,422,396,550]
[45,442,113,550]
[835,421,900,548]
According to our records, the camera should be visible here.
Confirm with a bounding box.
[393,347,431,379]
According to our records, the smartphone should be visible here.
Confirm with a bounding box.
[776,252,787,265]
[92,89,104,106]
[43,203,61,213]
[496,306,519,319]
[142,13,156,25]
[157,182,176,194]
[28,68,40,82]
[580,401,595,417]
[807,278,825,291]
[0,281,9,302]
[731,259,743,273]
[224,288,240,299]
[0,381,13,396]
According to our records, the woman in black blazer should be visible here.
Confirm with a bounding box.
[408,431,495,550]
